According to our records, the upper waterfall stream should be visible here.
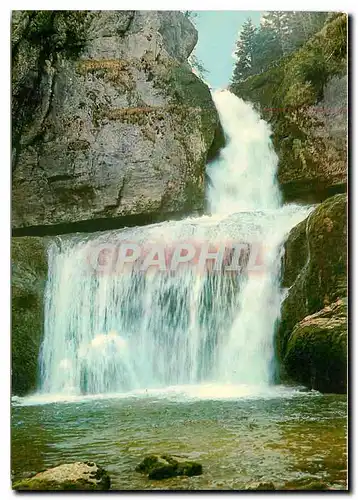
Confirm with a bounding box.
[39,91,312,399]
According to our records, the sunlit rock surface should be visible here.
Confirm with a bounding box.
[13,462,111,490]
[12,11,222,234]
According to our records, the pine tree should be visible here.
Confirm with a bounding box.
[283,12,329,51]
[232,18,257,83]
[261,11,291,56]
[251,23,282,74]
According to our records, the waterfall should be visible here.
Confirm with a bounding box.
[39,90,312,396]
[207,91,281,213]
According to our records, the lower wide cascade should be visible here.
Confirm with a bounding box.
[40,207,310,396]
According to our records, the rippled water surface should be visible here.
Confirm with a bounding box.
[11,385,347,490]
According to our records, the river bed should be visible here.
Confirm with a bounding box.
[11,384,347,490]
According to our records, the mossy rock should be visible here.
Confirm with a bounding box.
[13,462,111,491]
[299,481,329,490]
[12,236,48,395]
[281,218,308,288]
[135,454,203,480]
[276,194,347,392]
[12,12,223,229]
[284,299,347,393]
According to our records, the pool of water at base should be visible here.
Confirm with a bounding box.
[11,384,347,490]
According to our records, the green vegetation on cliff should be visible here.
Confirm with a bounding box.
[232,12,330,83]
[231,14,347,202]
[232,14,346,109]
[12,11,89,160]
[13,462,111,490]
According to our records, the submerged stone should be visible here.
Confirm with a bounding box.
[13,462,111,491]
[300,481,329,490]
[283,480,330,491]
[135,454,203,480]
[246,481,276,490]
[12,11,222,234]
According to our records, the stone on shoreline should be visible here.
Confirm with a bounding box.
[13,462,111,491]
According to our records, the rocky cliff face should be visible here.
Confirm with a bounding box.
[231,14,347,203]
[276,194,347,392]
[12,11,222,235]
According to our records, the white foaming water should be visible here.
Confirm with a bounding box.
[207,91,281,214]
[13,384,316,407]
[34,90,312,402]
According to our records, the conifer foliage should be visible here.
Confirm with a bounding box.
[232,11,330,84]
[232,19,257,82]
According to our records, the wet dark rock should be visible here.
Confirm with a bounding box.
[12,462,111,490]
[135,454,203,480]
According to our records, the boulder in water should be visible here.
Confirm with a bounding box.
[284,299,347,393]
[135,454,202,480]
[298,481,329,490]
[230,15,347,204]
[13,462,111,491]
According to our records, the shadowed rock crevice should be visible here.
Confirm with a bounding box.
[12,207,203,237]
